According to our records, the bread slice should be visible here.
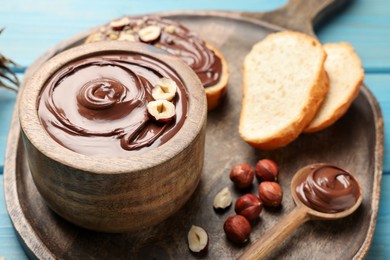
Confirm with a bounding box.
[85,16,228,111]
[304,43,364,133]
[239,31,329,150]
[205,43,229,110]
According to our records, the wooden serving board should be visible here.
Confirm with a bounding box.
[4,0,383,259]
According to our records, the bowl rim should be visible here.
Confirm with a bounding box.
[19,41,207,174]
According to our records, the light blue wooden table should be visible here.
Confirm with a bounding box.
[1,0,389,258]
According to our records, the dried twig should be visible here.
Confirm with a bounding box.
[0,28,19,92]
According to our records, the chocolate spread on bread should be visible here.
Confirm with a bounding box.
[87,16,222,88]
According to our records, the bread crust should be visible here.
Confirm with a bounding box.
[304,43,364,133]
[204,43,229,110]
[239,31,329,150]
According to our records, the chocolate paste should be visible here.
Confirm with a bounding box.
[90,16,222,87]
[38,54,188,157]
[295,164,360,213]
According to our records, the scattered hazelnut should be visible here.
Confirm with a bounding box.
[147,100,176,122]
[234,194,263,221]
[110,17,131,31]
[255,159,279,182]
[138,25,161,43]
[187,225,209,254]
[152,78,177,101]
[229,163,254,189]
[258,182,283,207]
[223,215,251,244]
[213,187,232,210]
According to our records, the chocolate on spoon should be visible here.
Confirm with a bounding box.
[239,163,362,260]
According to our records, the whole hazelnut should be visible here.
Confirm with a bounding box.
[229,163,254,189]
[258,182,283,207]
[255,159,279,182]
[234,194,263,221]
[223,215,251,244]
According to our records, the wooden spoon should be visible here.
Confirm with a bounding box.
[238,164,363,260]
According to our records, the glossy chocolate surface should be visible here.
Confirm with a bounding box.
[88,16,222,87]
[38,53,188,156]
[295,164,360,213]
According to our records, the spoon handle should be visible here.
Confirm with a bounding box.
[238,206,310,260]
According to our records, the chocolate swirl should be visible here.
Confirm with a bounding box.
[38,54,188,157]
[77,78,129,111]
[295,164,360,213]
[89,16,222,87]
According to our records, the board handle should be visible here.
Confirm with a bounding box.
[241,0,351,35]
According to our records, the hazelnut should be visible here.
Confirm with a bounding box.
[255,159,278,182]
[164,25,176,34]
[109,17,131,31]
[147,100,175,122]
[223,215,251,244]
[213,187,232,210]
[138,25,161,43]
[234,194,263,221]
[108,31,120,40]
[258,182,283,207]
[152,78,177,101]
[118,33,137,42]
[87,33,102,43]
[187,225,209,254]
[135,19,144,27]
[229,163,254,189]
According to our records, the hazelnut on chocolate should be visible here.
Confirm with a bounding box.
[139,25,161,43]
[152,78,177,101]
[147,100,176,122]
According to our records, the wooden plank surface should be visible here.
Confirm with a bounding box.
[0,0,390,259]
[0,176,27,259]
[0,88,17,174]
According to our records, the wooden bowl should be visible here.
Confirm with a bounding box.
[18,41,207,233]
